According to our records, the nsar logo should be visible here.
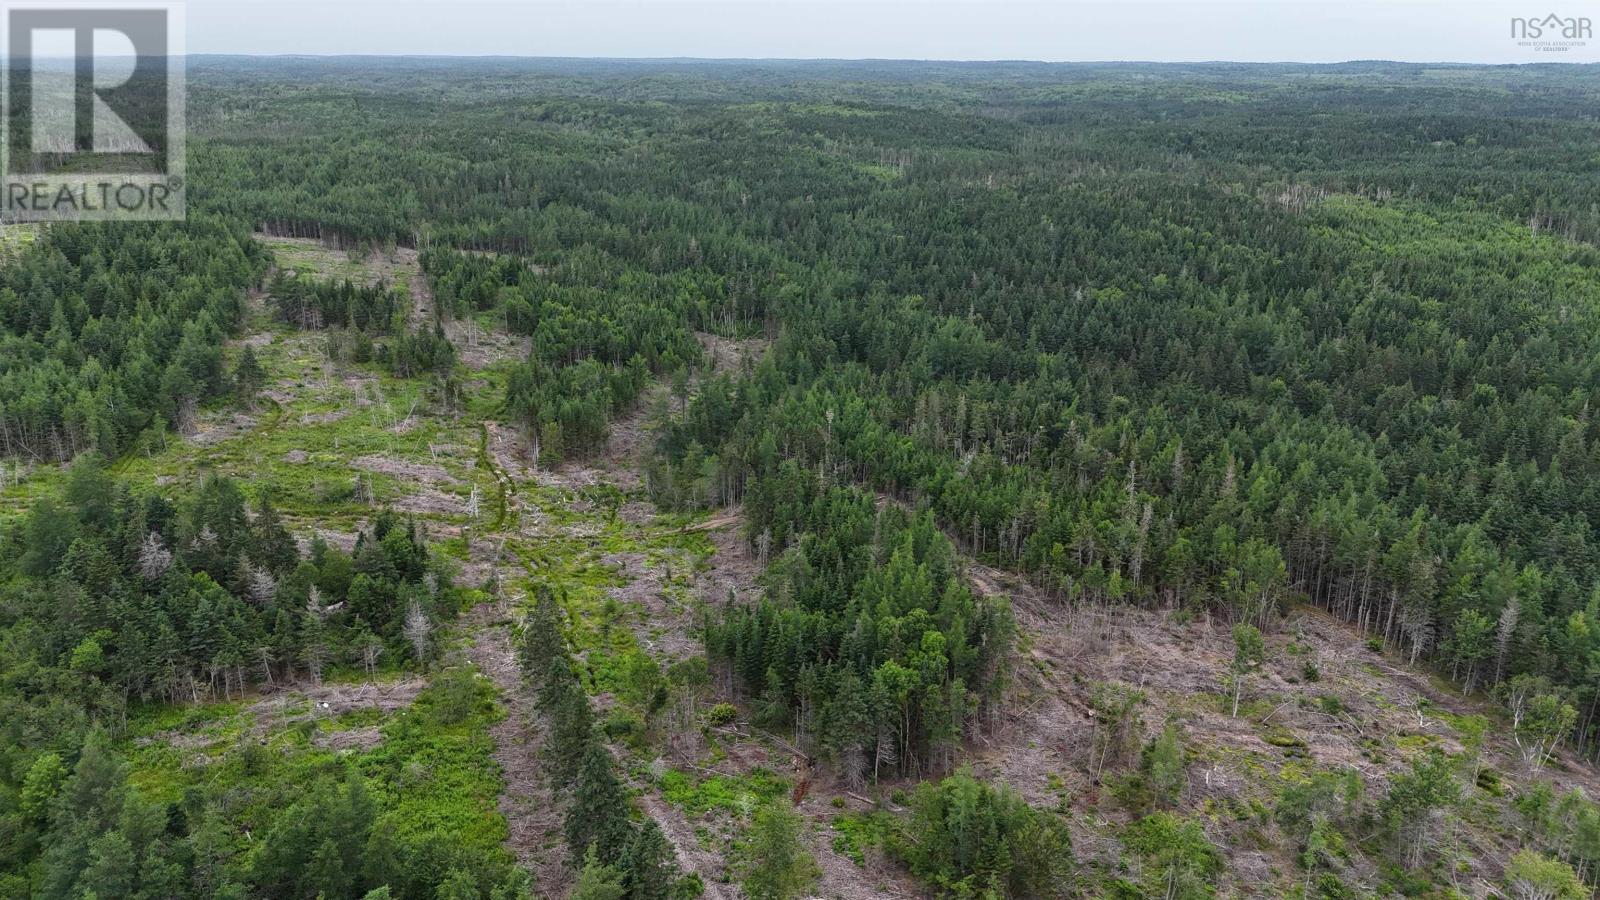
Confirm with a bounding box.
[1510,12,1592,52]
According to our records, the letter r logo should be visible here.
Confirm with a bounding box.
[4,4,180,172]
[0,3,184,221]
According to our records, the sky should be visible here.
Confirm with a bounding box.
[181,0,1600,64]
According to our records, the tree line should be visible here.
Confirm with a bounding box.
[0,220,267,460]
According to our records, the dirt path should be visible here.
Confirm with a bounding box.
[463,593,572,894]
[403,248,432,326]
[562,342,912,900]
[466,332,908,898]
[634,791,738,899]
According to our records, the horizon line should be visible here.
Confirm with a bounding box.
[14,52,1593,68]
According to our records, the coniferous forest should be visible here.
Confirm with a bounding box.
[6,57,1600,898]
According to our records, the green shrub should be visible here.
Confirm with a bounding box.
[891,772,1073,899]
[705,702,738,727]
[659,768,789,817]
[1122,813,1222,900]
[603,708,646,747]
[740,800,820,900]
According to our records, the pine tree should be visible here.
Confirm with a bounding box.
[541,658,595,781]
[363,817,404,891]
[565,741,633,866]
[233,345,266,408]
[435,869,480,900]
[78,832,135,900]
[519,587,567,681]
[251,493,300,575]
[571,845,627,900]
[306,837,353,899]
[1143,722,1187,809]
[620,818,676,900]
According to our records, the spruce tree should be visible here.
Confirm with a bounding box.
[233,345,266,408]
[571,846,626,900]
[565,741,633,866]
[621,818,676,900]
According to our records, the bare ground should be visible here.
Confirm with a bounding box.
[350,454,461,485]
[257,235,420,291]
[315,725,386,752]
[959,559,1600,895]
[299,409,351,426]
[807,818,922,900]
[635,789,739,899]
[295,527,361,554]
[604,550,702,663]
[463,594,572,894]
[392,487,466,517]
[449,317,531,370]
[188,411,260,446]
[691,517,763,611]
[247,676,428,732]
[697,332,769,376]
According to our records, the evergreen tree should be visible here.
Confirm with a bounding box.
[565,741,633,866]
[571,846,627,900]
[1143,722,1187,810]
[233,345,266,408]
[620,818,676,900]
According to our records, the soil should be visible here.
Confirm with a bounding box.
[634,789,739,899]
[448,317,531,370]
[350,454,461,485]
[691,518,763,611]
[959,557,1600,895]
[248,676,428,733]
[463,594,573,894]
[188,411,260,446]
[697,332,768,376]
[298,410,350,426]
[392,486,466,516]
[603,550,701,662]
[315,725,386,752]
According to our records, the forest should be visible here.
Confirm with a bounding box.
[4,56,1600,898]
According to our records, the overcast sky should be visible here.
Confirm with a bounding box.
[182,0,1600,64]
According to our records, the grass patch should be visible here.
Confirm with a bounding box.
[358,665,513,882]
[830,811,894,865]
[659,767,790,818]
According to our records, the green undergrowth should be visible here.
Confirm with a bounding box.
[261,238,413,286]
[829,811,895,865]
[117,662,513,892]
[659,767,790,818]
[358,666,513,885]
